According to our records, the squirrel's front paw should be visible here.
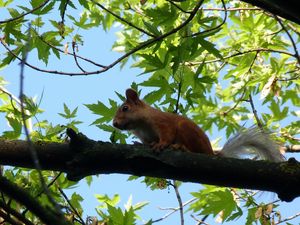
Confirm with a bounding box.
[170,144,188,152]
[151,142,169,152]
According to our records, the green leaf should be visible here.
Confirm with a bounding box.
[195,61,205,77]
[246,207,257,225]
[7,7,20,17]
[85,100,116,125]
[269,100,289,121]
[189,186,240,221]
[33,36,50,64]
[138,54,164,70]
[107,204,124,225]
[5,116,22,137]
[143,21,161,36]
[78,0,90,9]
[70,192,84,209]
[85,176,93,186]
[95,194,120,208]
[197,75,215,84]
[6,116,22,135]
[38,0,55,15]
[58,103,78,119]
[132,201,149,212]
[0,0,13,7]
[59,0,76,18]
[142,177,168,190]
[198,38,223,59]
[85,101,108,115]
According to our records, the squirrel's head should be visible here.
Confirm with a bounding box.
[113,89,145,130]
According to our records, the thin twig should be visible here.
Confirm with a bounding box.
[248,94,263,129]
[23,172,63,215]
[18,23,63,216]
[266,28,284,37]
[152,198,196,223]
[191,214,210,225]
[171,68,184,224]
[72,41,86,72]
[172,181,184,225]
[174,73,183,114]
[186,48,296,68]
[30,27,107,68]
[166,0,192,14]
[0,87,20,112]
[275,211,300,224]
[0,0,50,24]
[231,189,259,207]
[58,187,86,225]
[222,88,246,116]
[60,0,70,23]
[90,0,156,37]
[0,39,107,75]
[273,15,300,65]
[1,0,204,76]
[202,7,261,11]
[248,51,258,72]
[218,51,257,116]
[0,87,21,104]
[187,0,227,38]
[287,23,300,37]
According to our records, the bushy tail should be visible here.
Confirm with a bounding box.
[220,127,285,162]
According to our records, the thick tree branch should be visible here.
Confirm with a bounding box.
[0,200,35,225]
[240,0,300,25]
[0,176,70,225]
[0,130,299,202]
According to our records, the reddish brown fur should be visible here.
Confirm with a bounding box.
[113,89,213,155]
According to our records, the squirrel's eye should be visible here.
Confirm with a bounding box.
[122,105,129,112]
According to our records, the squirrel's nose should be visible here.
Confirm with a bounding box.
[113,119,118,128]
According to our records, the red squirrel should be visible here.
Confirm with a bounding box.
[113,88,284,162]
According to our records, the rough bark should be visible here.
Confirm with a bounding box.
[241,0,300,24]
[0,130,300,202]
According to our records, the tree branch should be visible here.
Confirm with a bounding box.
[0,175,70,225]
[188,48,296,66]
[0,0,50,24]
[19,24,63,215]
[72,41,86,73]
[0,130,299,202]
[90,0,156,37]
[187,0,227,38]
[0,200,35,225]
[240,0,300,25]
[0,208,23,225]
[273,15,300,65]
[0,0,204,76]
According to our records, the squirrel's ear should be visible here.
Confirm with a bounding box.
[125,88,140,104]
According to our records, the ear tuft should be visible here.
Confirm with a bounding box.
[125,88,140,104]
